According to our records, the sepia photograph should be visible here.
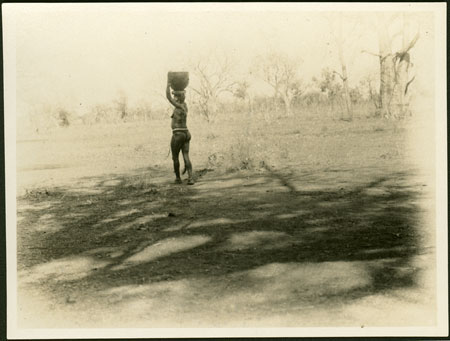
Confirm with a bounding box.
[3,2,447,339]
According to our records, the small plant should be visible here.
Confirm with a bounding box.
[222,131,269,172]
[207,152,225,168]
[58,109,71,127]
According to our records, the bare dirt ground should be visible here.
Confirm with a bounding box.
[15,114,437,328]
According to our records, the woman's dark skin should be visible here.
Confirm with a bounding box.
[166,80,194,185]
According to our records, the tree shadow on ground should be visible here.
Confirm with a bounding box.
[16,165,432,325]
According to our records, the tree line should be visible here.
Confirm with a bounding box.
[23,12,421,132]
[191,13,420,122]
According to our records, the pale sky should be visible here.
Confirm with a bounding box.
[6,4,435,115]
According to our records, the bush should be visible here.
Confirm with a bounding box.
[223,127,267,172]
[58,109,71,127]
[228,136,255,171]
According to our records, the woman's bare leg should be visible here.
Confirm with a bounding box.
[182,141,194,184]
[171,134,183,183]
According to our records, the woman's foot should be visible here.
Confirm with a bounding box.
[187,178,195,185]
[175,178,182,184]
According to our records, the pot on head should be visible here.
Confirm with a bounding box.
[168,72,189,91]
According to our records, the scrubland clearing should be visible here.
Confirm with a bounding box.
[16,111,436,327]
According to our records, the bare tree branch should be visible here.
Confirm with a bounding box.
[190,54,238,121]
[254,52,302,115]
[332,70,345,81]
[404,75,415,95]
[190,87,203,96]
[361,50,393,62]
[401,31,420,54]
[361,49,382,57]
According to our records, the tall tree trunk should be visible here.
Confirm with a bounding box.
[378,13,418,119]
[337,13,353,121]
[273,86,280,114]
[341,64,352,120]
[392,58,409,118]
[282,93,292,116]
[392,14,416,118]
[377,14,396,118]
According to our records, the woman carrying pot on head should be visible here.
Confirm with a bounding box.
[166,72,194,185]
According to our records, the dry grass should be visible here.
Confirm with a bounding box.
[14,107,437,328]
[17,109,418,192]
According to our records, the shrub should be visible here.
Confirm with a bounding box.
[58,109,71,127]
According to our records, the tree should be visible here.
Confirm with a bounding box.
[232,81,254,115]
[334,13,353,120]
[191,54,237,122]
[254,52,303,116]
[391,13,419,117]
[326,13,365,121]
[114,90,128,121]
[313,68,343,111]
[233,81,249,101]
[363,13,419,118]
[360,74,381,113]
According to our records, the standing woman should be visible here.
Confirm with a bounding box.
[166,76,194,185]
